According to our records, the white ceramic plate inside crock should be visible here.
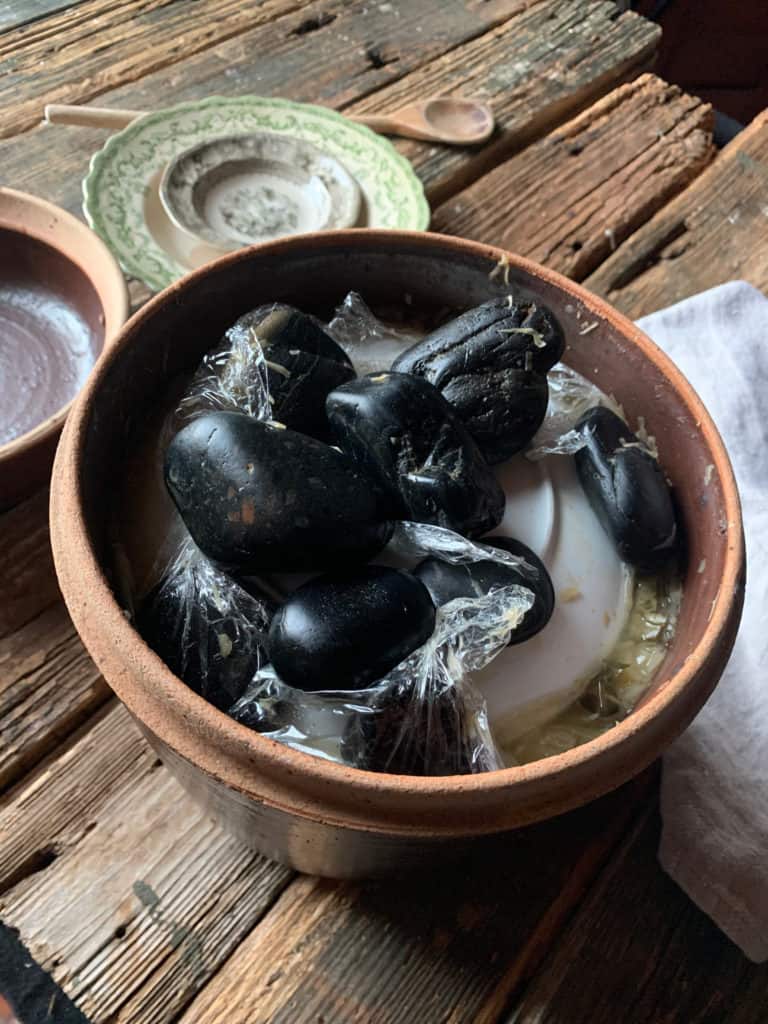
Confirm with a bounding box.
[83,96,430,291]
[159,133,361,251]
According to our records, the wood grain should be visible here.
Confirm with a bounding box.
[0,488,58,639]
[347,1,661,204]
[0,601,108,793]
[175,776,655,1024]
[0,702,293,1023]
[0,0,86,33]
[0,488,110,794]
[0,0,303,138]
[509,803,768,1024]
[0,0,658,241]
[586,108,768,315]
[0,702,142,892]
[0,0,526,141]
[432,75,715,280]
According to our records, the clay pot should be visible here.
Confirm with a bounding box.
[50,231,744,879]
[0,188,129,508]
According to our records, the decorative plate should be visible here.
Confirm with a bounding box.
[159,133,362,250]
[83,96,430,292]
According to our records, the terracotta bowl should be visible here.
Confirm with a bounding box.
[50,231,745,878]
[0,187,129,508]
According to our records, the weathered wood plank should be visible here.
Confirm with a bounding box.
[0,601,108,793]
[586,108,768,316]
[0,702,293,1023]
[0,0,87,34]
[0,701,139,890]
[0,487,58,640]
[347,1,661,204]
[175,776,655,1024]
[0,0,658,236]
[509,803,768,1024]
[0,0,303,138]
[0,0,526,141]
[0,487,110,793]
[433,75,715,281]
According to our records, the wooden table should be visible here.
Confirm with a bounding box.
[1,3,767,1021]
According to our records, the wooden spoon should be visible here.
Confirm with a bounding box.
[44,97,494,146]
[353,97,494,144]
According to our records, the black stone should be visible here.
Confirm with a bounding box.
[413,536,555,645]
[574,406,678,570]
[340,678,482,775]
[326,371,506,537]
[227,303,355,439]
[268,566,436,691]
[138,568,274,712]
[165,411,393,572]
[440,365,548,465]
[391,297,564,462]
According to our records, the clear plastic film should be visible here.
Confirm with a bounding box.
[388,520,537,578]
[230,522,536,776]
[143,299,537,775]
[326,291,421,374]
[526,363,625,460]
[140,324,276,708]
[139,533,274,711]
[177,322,272,421]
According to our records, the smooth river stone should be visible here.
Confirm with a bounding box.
[326,371,505,538]
[164,411,393,572]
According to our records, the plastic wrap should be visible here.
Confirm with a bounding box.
[143,300,537,776]
[177,321,272,421]
[139,533,273,711]
[231,523,535,776]
[526,364,624,460]
[140,323,276,707]
[326,291,421,373]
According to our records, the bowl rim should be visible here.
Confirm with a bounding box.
[0,186,130,463]
[51,229,745,833]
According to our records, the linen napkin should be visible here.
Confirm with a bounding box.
[635,281,768,963]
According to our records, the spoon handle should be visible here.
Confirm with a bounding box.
[44,103,143,129]
[349,112,442,143]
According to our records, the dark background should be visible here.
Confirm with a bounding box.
[634,0,768,125]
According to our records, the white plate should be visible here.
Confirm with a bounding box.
[160,133,361,250]
[83,96,430,291]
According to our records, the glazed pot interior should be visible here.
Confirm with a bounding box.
[0,187,129,508]
[0,228,106,448]
[56,232,742,835]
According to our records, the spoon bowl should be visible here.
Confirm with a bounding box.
[353,97,495,145]
[421,97,495,143]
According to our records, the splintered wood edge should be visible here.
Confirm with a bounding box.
[585,107,768,314]
[431,74,715,281]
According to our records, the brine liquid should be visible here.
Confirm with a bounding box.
[501,571,682,765]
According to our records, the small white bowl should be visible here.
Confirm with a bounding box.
[159,133,361,251]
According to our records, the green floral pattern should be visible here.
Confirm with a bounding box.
[83,96,430,292]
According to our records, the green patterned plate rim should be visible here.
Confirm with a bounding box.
[83,95,431,293]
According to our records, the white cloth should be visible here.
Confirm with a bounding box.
[636,282,768,963]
